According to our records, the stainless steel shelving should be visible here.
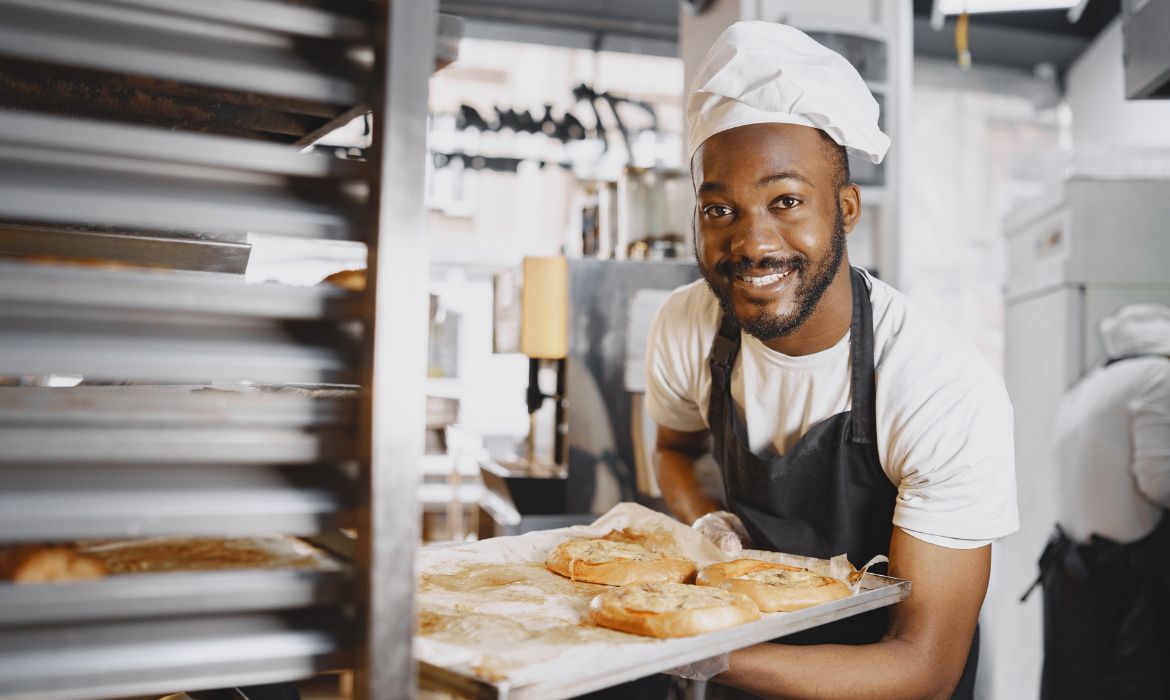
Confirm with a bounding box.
[0,0,437,698]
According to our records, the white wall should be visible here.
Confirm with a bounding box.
[904,59,1061,371]
[1066,19,1170,148]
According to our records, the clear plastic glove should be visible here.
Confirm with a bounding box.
[665,652,730,681]
[692,510,753,554]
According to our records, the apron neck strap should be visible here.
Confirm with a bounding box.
[709,312,741,377]
[1105,353,1167,367]
[847,267,878,445]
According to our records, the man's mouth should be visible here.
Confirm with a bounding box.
[735,269,793,288]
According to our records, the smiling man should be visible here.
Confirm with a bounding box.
[646,22,1018,700]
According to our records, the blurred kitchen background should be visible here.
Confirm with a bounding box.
[411,4,1170,699]
[1,0,1168,698]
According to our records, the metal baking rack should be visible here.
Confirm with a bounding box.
[419,572,911,700]
[0,1,444,698]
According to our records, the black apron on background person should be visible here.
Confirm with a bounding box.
[1029,512,1170,700]
[706,267,979,699]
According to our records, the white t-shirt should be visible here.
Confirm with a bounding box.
[1053,357,1170,543]
[645,270,1019,549]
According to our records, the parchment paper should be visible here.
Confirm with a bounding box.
[415,502,886,686]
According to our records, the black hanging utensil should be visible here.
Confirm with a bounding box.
[456,104,489,131]
[539,104,559,137]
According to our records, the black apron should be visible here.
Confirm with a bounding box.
[706,267,978,698]
[1028,513,1170,700]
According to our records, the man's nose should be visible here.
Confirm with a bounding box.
[728,209,784,260]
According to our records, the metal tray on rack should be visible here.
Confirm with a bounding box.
[0,536,352,626]
[418,572,909,700]
[0,568,351,626]
[0,611,351,700]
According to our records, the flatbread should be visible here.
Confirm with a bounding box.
[545,537,696,586]
[599,527,685,557]
[588,582,760,638]
[0,537,332,584]
[74,537,325,574]
[697,558,851,612]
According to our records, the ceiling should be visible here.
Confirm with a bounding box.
[911,0,1121,74]
[440,0,1122,75]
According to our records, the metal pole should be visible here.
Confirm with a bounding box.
[356,0,437,698]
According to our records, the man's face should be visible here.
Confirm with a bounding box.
[692,123,850,343]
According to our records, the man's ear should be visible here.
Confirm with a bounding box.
[840,183,862,234]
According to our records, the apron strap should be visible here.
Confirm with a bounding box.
[1104,353,1166,367]
[708,312,741,435]
[710,313,741,371]
[847,267,878,445]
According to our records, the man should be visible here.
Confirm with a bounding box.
[646,22,1018,699]
[1034,304,1170,699]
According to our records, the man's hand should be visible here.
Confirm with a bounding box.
[666,653,731,681]
[693,510,754,553]
[655,424,721,525]
[716,528,990,700]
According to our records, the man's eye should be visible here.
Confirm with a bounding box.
[703,205,732,217]
[774,196,801,209]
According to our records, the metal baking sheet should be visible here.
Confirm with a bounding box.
[0,536,352,625]
[0,465,352,542]
[0,611,351,700]
[0,259,363,321]
[0,568,351,626]
[418,573,909,700]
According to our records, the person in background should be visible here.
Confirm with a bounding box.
[646,21,1018,700]
[1033,303,1170,699]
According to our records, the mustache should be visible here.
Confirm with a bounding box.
[715,255,807,278]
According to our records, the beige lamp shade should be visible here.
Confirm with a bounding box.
[519,256,569,360]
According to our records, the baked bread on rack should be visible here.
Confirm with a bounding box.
[321,269,366,291]
[0,547,108,584]
[696,558,850,612]
[588,581,759,638]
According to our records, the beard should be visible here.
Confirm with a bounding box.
[697,205,847,343]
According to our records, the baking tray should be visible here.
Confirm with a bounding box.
[0,568,351,626]
[415,502,912,700]
[418,571,908,700]
[0,611,351,700]
[0,536,351,626]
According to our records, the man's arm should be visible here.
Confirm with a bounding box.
[1132,367,1170,507]
[716,527,990,700]
[655,424,721,525]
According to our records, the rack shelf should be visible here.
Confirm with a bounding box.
[0,612,351,700]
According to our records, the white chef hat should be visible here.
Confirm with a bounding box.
[1100,303,1170,359]
[686,21,890,165]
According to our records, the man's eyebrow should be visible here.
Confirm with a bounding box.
[697,172,812,195]
[759,171,812,187]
